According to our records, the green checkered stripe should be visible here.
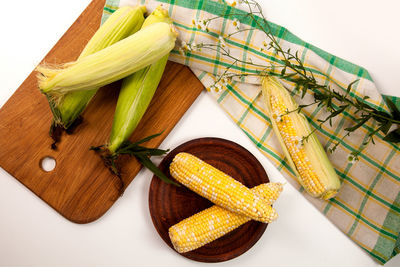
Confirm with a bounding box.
[103,0,400,263]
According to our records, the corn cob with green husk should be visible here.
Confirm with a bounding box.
[169,152,278,223]
[261,76,341,200]
[37,20,177,95]
[42,6,146,146]
[91,6,178,189]
[107,6,172,154]
[169,182,283,253]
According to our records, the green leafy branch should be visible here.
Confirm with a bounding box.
[183,0,400,160]
[91,132,179,191]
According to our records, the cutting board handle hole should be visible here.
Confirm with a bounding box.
[40,157,56,172]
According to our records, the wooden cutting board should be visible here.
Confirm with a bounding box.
[0,0,204,224]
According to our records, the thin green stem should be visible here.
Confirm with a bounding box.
[185,0,400,153]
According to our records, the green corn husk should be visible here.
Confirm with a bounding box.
[108,6,172,153]
[37,21,177,95]
[91,6,178,187]
[45,6,146,130]
[80,6,146,58]
[262,76,341,200]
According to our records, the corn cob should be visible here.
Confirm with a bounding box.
[37,21,178,95]
[107,6,172,153]
[169,152,277,223]
[45,6,146,130]
[169,183,283,253]
[90,6,178,188]
[261,76,341,199]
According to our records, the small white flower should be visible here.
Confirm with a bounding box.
[182,41,201,53]
[218,36,227,47]
[178,47,185,56]
[193,18,208,31]
[293,136,303,148]
[272,112,282,122]
[224,0,238,7]
[214,83,222,93]
[193,19,201,30]
[181,41,200,54]
[274,114,282,122]
[220,76,228,86]
[199,20,208,31]
[225,0,243,6]
[181,41,188,50]
[188,42,203,52]
[232,18,241,30]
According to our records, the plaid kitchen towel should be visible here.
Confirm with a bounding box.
[102,0,400,263]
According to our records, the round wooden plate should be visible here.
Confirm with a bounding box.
[148,137,270,263]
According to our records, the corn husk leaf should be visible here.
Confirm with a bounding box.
[37,22,177,95]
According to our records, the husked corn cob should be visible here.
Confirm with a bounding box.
[262,76,341,200]
[257,182,284,205]
[37,21,178,95]
[45,6,146,130]
[169,183,283,253]
[169,152,277,223]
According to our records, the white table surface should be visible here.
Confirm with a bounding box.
[1,0,399,266]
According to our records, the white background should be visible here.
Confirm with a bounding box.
[1,0,399,266]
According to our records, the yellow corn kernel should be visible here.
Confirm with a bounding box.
[169,183,283,253]
[169,152,277,223]
[257,181,284,205]
[261,76,341,199]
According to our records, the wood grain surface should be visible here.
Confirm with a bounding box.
[0,0,204,223]
[148,138,269,263]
